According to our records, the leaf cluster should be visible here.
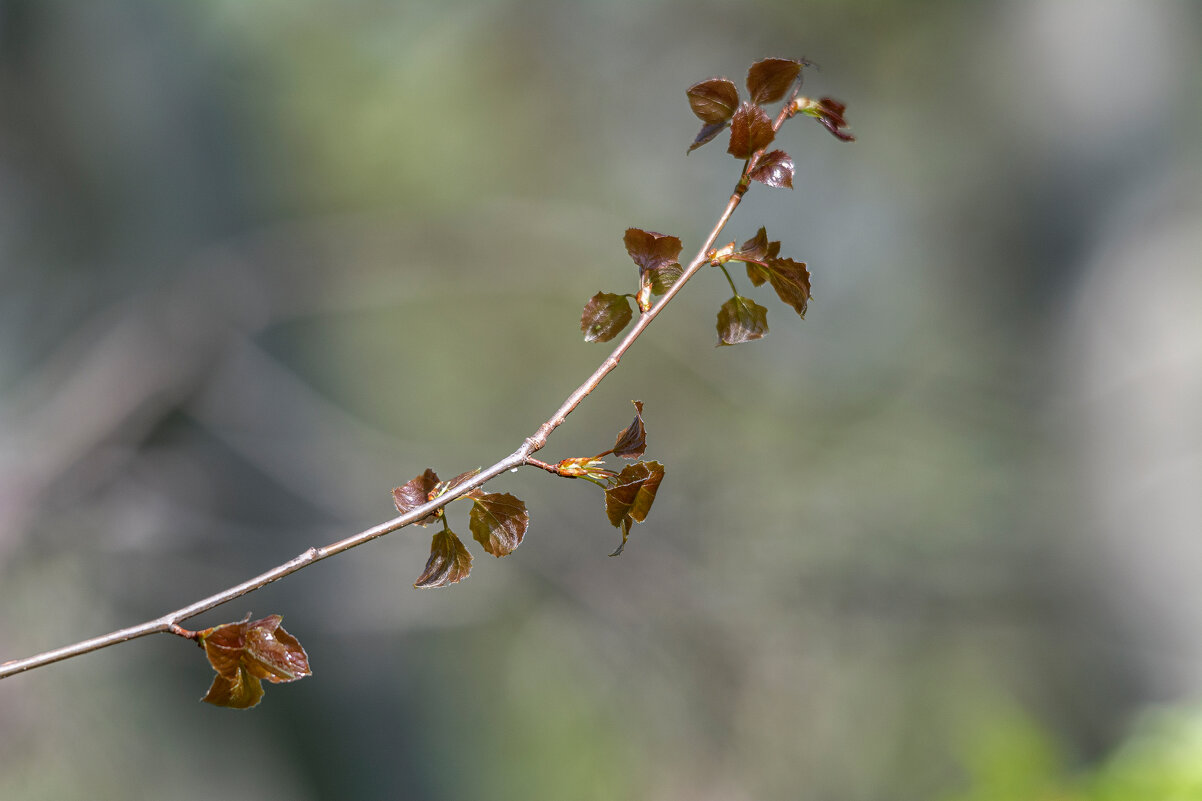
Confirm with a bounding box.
[392,469,530,588]
[551,400,665,555]
[197,615,311,709]
[712,226,812,345]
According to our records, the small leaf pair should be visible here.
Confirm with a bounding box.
[198,615,311,709]
[393,469,530,588]
[580,229,682,343]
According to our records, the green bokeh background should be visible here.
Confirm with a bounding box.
[2,1,1201,799]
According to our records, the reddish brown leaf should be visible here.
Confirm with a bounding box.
[727,103,775,159]
[624,228,683,276]
[580,292,633,343]
[748,150,794,189]
[734,227,772,265]
[199,615,311,709]
[604,460,665,555]
[749,257,812,318]
[686,77,739,123]
[469,492,528,557]
[393,469,442,525]
[202,665,264,709]
[747,58,803,105]
[800,96,855,142]
[414,529,473,588]
[717,295,769,345]
[687,121,729,153]
[612,400,646,459]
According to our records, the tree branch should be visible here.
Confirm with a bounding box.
[1,75,807,681]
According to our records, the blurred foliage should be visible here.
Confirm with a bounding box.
[1,0,1200,799]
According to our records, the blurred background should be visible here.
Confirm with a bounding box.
[1,0,1200,799]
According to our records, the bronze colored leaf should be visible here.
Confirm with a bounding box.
[800,96,855,142]
[580,292,634,343]
[751,257,812,318]
[414,529,473,588]
[717,295,769,345]
[727,103,775,159]
[734,227,772,265]
[748,150,794,189]
[686,77,739,123]
[393,469,442,525]
[469,492,528,557]
[746,58,803,105]
[612,400,647,459]
[624,228,683,276]
[199,615,312,709]
[688,121,729,153]
[604,460,665,554]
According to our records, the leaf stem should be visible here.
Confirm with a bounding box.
[717,263,741,297]
[0,87,806,682]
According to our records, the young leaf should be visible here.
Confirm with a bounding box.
[625,228,683,311]
[686,77,739,123]
[199,615,311,709]
[688,120,729,154]
[717,295,769,345]
[747,58,803,105]
[727,103,775,159]
[432,468,482,499]
[734,227,773,265]
[612,400,646,459]
[748,150,794,189]
[392,469,442,525]
[580,292,634,343]
[624,228,683,277]
[555,456,615,481]
[799,96,855,142]
[604,460,665,555]
[750,257,812,318]
[414,529,473,588]
[468,492,528,557]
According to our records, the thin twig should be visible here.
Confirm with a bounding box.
[0,87,803,680]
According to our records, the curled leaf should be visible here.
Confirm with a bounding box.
[624,228,683,277]
[199,615,311,709]
[555,456,615,481]
[686,77,739,123]
[799,96,855,142]
[748,150,794,189]
[581,292,634,343]
[727,103,775,159]
[612,400,646,459]
[717,295,769,345]
[747,58,804,105]
[392,469,442,525]
[604,460,665,555]
[733,227,773,265]
[468,492,528,557]
[414,529,473,588]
